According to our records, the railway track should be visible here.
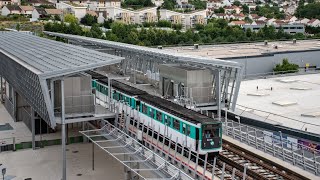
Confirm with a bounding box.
[220,139,311,180]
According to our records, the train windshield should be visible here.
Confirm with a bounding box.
[201,124,221,150]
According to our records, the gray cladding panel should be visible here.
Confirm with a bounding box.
[0,52,51,126]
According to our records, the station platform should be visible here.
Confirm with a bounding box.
[0,103,82,145]
[0,143,124,180]
[223,135,319,180]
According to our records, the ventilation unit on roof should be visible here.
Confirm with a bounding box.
[293,39,297,44]
[264,40,268,46]
[157,46,163,49]
[194,44,199,49]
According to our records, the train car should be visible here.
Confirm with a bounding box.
[89,72,222,155]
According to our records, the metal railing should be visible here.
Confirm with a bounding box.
[222,118,320,175]
[236,104,320,133]
[80,121,195,180]
[243,68,320,80]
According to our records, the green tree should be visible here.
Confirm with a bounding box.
[90,23,103,38]
[103,19,114,29]
[157,20,171,27]
[80,14,97,26]
[161,0,175,10]
[273,58,299,74]
[214,7,225,14]
[16,23,20,31]
[64,14,78,23]
[295,2,320,19]
[242,4,249,14]
[233,1,241,6]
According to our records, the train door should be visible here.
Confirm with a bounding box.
[196,128,199,151]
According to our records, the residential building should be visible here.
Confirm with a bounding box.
[159,9,207,29]
[224,5,241,14]
[0,0,12,8]
[228,20,247,27]
[106,6,157,24]
[296,18,310,25]
[32,8,62,20]
[56,1,87,20]
[152,0,163,7]
[1,5,21,16]
[243,23,305,34]
[96,11,107,23]
[25,0,53,6]
[19,5,33,15]
[206,0,230,10]
[307,19,320,27]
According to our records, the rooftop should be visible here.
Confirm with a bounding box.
[164,39,320,59]
[0,32,123,79]
[236,73,320,134]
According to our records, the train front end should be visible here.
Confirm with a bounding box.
[199,122,222,154]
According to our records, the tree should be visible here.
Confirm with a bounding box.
[242,4,249,14]
[233,1,241,6]
[273,58,299,74]
[161,0,175,10]
[90,23,103,38]
[80,14,97,26]
[295,2,320,19]
[64,14,78,23]
[157,20,171,27]
[16,23,20,31]
[214,7,225,14]
[103,18,114,29]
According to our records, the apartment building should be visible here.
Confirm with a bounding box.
[56,1,87,20]
[159,9,207,29]
[106,6,157,24]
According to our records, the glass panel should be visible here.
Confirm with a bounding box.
[173,119,180,131]
[156,111,162,121]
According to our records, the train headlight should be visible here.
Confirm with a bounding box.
[210,141,214,146]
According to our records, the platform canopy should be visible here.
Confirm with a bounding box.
[0,32,123,128]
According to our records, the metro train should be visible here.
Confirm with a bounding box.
[88,71,222,155]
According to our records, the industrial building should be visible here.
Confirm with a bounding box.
[165,39,320,78]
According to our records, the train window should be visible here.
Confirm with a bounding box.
[182,123,186,134]
[142,104,147,114]
[164,115,171,126]
[173,119,180,131]
[149,108,154,118]
[156,111,162,121]
[136,100,140,111]
[186,125,191,136]
[119,94,123,101]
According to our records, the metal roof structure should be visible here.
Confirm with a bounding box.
[0,32,123,127]
[0,32,122,79]
[43,31,243,69]
[43,32,243,111]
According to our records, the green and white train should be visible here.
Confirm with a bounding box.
[90,71,222,155]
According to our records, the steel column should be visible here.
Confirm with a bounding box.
[61,79,66,180]
[31,107,35,150]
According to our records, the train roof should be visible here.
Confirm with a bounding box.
[138,94,217,125]
[87,70,147,96]
[87,71,218,125]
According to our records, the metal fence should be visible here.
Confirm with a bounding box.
[222,117,320,175]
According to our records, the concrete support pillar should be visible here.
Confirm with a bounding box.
[61,79,67,180]
[31,107,35,150]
